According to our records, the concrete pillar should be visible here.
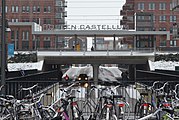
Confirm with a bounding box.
[153,36,156,54]
[129,64,136,82]
[113,34,116,50]
[94,35,96,50]
[92,64,99,85]
[75,34,77,50]
[134,36,136,51]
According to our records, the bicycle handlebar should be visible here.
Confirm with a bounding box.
[0,97,13,103]
[0,85,4,91]
[21,83,38,91]
[174,84,179,100]
[135,81,167,92]
[155,82,168,91]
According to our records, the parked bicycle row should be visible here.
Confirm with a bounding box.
[0,84,59,120]
[1,80,179,120]
[52,81,179,120]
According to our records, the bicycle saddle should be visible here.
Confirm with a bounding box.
[140,93,148,96]
[162,108,174,115]
[113,95,123,99]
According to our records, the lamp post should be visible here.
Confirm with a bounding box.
[1,0,6,95]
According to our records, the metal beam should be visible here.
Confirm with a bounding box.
[34,30,170,40]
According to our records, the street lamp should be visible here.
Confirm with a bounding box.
[1,0,6,95]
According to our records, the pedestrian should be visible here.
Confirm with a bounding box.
[91,46,94,51]
[121,71,129,86]
[72,45,75,51]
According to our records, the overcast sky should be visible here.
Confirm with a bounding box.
[66,0,126,25]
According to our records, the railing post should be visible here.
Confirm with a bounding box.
[59,50,62,55]
[130,50,133,55]
[83,50,85,56]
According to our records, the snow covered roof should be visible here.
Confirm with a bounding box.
[62,66,122,82]
[148,60,179,71]
[8,60,44,71]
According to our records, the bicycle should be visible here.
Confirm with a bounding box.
[135,81,175,120]
[0,96,16,120]
[52,81,84,120]
[111,84,130,120]
[0,85,20,120]
[98,95,118,120]
[134,81,162,119]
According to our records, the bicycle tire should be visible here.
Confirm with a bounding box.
[76,100,93,118]
[111,114,118,120]
[66,101,85,120]
[116,102,130,120]
[98,106,107,120]
[98,106,117,120]
[0,106,14,120]
[134,101,140,119]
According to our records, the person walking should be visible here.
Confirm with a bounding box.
[91,46,94,51]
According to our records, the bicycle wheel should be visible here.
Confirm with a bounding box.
[98,106,107,120]
[110,114,118,120]
[76,100,93,118]
[139,103,151,118]
[0,106,13,120]
[134,101,140,119]
[98,106,117,120]
[116,102,130,120]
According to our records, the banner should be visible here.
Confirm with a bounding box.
[8,43,14,57]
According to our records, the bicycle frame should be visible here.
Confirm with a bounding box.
[138,108,174,120]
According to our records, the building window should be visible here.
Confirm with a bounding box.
[149,3,155,10]
[22,6,25,12]
[5,6,8,13]
[37,6,40,12]
[22,19,29,22]
[44,6,51,13]
[137,16,144,20]
[33,6,36,12]
[26,31,29,40]
[159,27,166,31]
[43,18,52,24]
[170,15,177,22]
[159,3,166,10]
[16,6,18,13]
[11,30,15,39]
[44,36,51,48]
[11,6,15,12]
[26,6,30,12]
[48,6,51,12]
[159,15,166,22]
[16,30,19,39]
[22,31,29,40]
[160,40,166,46]
[33,18,40,24]
[22,41,29,50]
[170,40,177,46]
[44,6,47,12]
[170,27,173,33]
[12,19,18,22]
[170,3,173,10]
[153,15,155,22]
[44,41,51,48]
[23,6,30,12]
[138,3,144,10]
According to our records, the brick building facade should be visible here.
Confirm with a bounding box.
[0,0,67,50]
[121,0,179,51]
